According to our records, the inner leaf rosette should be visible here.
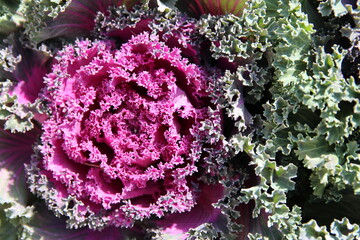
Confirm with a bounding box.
[28,32,223,229]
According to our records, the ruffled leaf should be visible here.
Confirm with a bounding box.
[0,84,36,133]
[36,0,142,42]
[0,45,21,76]
[20,0,72,45]
[330,218,360,239]
[156,184,224,239]
[0,169,34,240]
[0,0,24,37]
[318,0,348,17]
[0,38,50,132]
[24,204,142,240]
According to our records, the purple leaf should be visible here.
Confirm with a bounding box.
[176,0,248,17]
[156,183,224,238]
[0,126,41,171]
[38,0,141,41]
[27,204,144,240]
[0,126,41,204]
[10,46,51,104]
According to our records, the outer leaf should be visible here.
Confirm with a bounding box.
[156,184,224,240]
[318,0,348,17]
[35,0,141,42]
[0,0,24,37]
[330,218,360,239]
[10,37,51,105]
[0,127,41,239]
[21,0,72,44]
[24,205,141,240]
[0,45,21,75]
[0,126,40,177]
[0,210,17,240]
[0,38,50,132]
[176,0,248,17]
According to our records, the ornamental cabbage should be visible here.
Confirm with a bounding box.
[28,32,224,229]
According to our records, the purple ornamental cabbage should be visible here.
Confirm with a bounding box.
[26,13,225,236]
